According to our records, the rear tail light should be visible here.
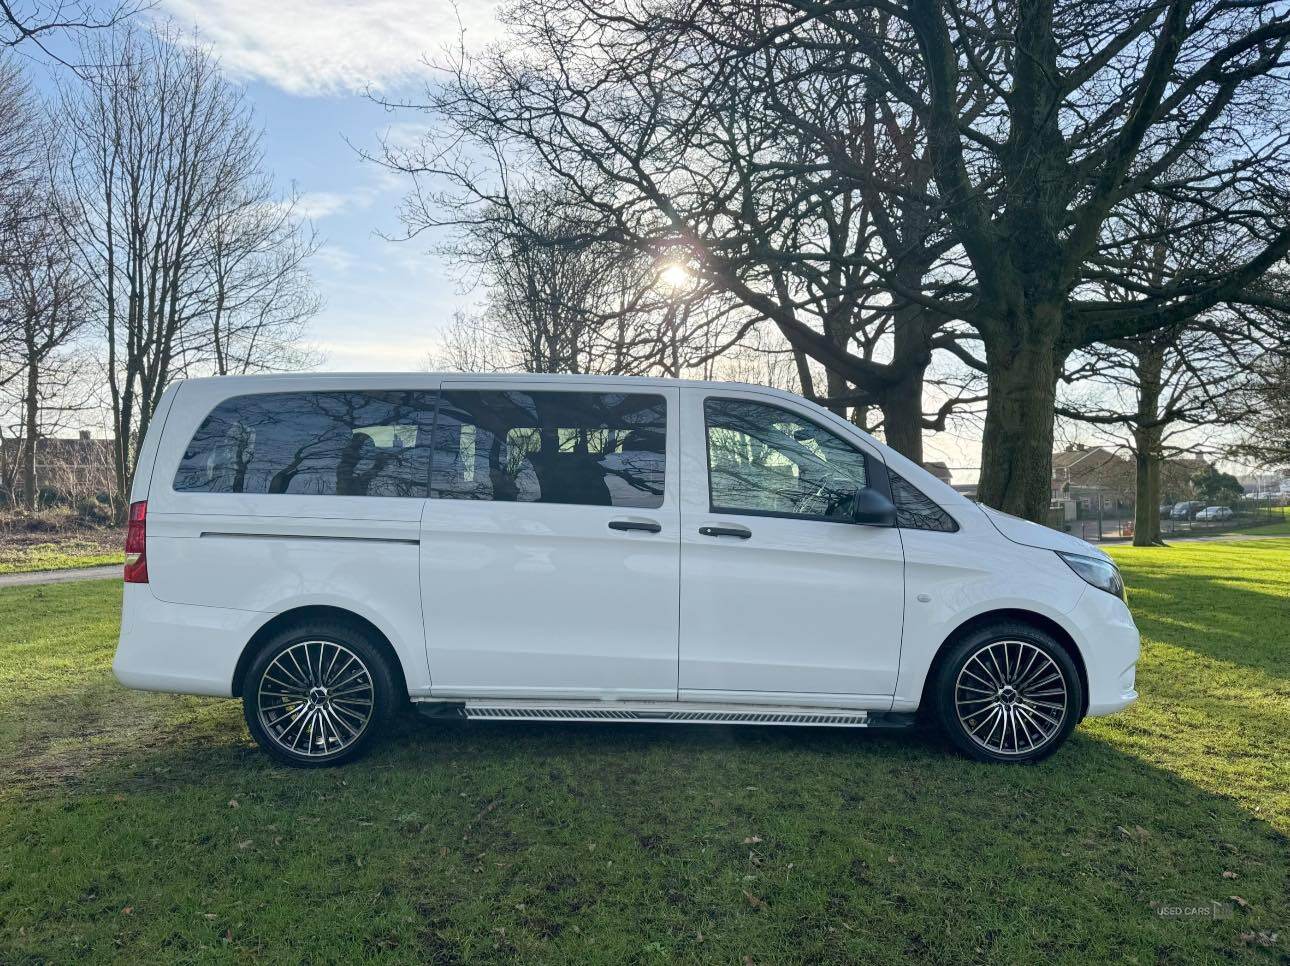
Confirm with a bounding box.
[123,500,148,583]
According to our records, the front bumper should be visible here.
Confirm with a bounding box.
[1066,586,1140,716]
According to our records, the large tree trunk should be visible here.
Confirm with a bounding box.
[1132,428,1164,546]
[977,329,1059,522]
[880,282,934,464]
[879,366,925,464]
[1131,345,1166,546]
[22,358,38,512]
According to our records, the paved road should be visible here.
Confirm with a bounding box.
[0,565,120,588]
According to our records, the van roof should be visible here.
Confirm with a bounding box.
[176,371,803,397]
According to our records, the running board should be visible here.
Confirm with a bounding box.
[415,699,914,728]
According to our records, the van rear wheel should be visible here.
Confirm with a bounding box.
[243,622,396,767]
[931,622,1082,764]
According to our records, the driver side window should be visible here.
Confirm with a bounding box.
[704,397,868,521]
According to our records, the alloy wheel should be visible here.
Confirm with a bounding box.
[953,639,1069,757]
[257,640,375,758]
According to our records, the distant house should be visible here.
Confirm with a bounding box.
[922,461,952,485]
[1050,445,1135,511]
[0,432,115,505]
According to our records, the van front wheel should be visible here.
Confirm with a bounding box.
[932,622,1082,763]
[242,623,396,767]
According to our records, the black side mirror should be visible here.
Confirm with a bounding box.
[852,486,897,527]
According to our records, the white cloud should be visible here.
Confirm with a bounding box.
[296,190,364,221]
[158,0,504,96]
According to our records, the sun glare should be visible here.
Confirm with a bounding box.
[658,263,692,289]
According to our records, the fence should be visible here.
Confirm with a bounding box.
[1066,504,1287,543]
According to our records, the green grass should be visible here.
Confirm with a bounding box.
[1229,506,1290,537]
[0,538,122,574]
[0,541,1286,963]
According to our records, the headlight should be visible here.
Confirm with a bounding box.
[1056,551,1125,600]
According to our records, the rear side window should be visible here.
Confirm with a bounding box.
[173,390,437,497]
[431,390,666,508]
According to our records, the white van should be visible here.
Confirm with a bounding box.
[113,373,1139,766]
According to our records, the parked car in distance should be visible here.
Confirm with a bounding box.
[1171,501,1206,520]
[113,374,1139,766]
[1158,503,1174,519]
[1195,506,1234,521]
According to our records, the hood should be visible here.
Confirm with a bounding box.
[977,504,1110,560]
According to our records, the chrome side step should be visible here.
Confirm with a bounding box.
[418,699,879,727]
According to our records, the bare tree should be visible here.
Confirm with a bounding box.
[0,53,91,509]
[385,0,1290,520]
[431,184,737,377]
[200,186,323,375]
[0,52,40,268]
[57,25,320,513]
[789,0,1290,519]
[376,5,987,464]
[1229,299,1290,470]
[1060,326,1258,544]
[0,195,90,509]
[1058,188,1290,543]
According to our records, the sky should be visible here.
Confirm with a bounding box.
[137,0,507,371]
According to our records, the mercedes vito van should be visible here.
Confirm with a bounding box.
[113,373,1139,766]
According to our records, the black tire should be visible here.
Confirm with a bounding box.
[242,621,398,767]
[931,621,1083,764]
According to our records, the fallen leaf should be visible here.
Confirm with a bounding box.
[743,890,768,911]
[1222,870,1239,879]
[1230,895,1250,909]
[1237,930,1277,947]
[204,914,217,921]
[237,840,252,850]
[228,799,239,809]
[121,906,133,916]
[1116,825,1150,842]
[743,836,763,845]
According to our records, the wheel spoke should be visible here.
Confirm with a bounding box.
[962,665,997,690]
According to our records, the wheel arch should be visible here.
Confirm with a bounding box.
[232,605,409,701]
[918,608,1090,719]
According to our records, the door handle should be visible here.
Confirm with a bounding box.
[699,524,752,539]
[609,519,662,534]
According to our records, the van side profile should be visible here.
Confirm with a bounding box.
[113,373,1139,765]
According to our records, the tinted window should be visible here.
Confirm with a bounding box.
[890,472,958,532]
[705,398,867,520]
[174,390,436,497]
[431,390,666,508]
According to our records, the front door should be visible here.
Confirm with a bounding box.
[420,381,681,700]
[678,389,905,705]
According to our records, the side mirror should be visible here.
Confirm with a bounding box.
[852,487,897,527]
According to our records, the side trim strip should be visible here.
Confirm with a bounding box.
[199,531,419,546]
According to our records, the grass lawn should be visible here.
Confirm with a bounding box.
[1230,506,1290,537]
[0,538,122,574]
[0,514,123,575]
[0,541,1286,963]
